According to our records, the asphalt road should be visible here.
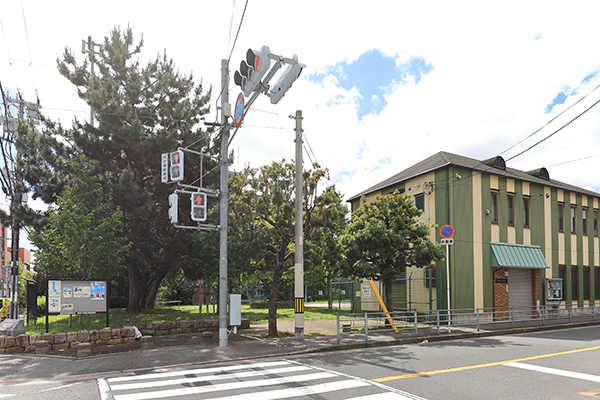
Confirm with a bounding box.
[1,325,600,399]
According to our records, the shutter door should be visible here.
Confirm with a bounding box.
[508,268,532,310]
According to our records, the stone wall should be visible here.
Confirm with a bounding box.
[0,318,250,354]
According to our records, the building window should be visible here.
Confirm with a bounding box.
[507,194,515,226]
[491,191,498,224]
[559,265,566,286]
[571,206,576,234]
[424,267,437,288]
[523,197,530,228]
[594,210,598,237]
[595,267,600,301]
[583,267,590,300]
[414,194,424,211]
[558,203,564,232]
[583,208,588,236]
[572,266,579,301]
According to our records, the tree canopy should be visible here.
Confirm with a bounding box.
[341,191,444,312]
[228,160,347,337]
[29,156,130,280]
[22,27,216,312]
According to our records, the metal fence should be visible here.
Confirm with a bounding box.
[335,303,599,343]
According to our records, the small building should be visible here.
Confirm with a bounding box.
[348,151,600,312]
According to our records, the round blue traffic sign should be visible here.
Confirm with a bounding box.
[234,93,244,128]
[440,225,454,238]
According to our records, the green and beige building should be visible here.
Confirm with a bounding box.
[348,151,600,312]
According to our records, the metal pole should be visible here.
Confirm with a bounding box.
[218,59,230,347]
[446,243,451,332]
[293,110,304,340]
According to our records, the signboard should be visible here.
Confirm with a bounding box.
[161,153,169,183]
[234,93,244,128]
[546,278,563,302]
[440,225,454,238]
[47,280,108,315]
[441,238,454,245]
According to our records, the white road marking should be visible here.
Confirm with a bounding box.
[504,362,600,383]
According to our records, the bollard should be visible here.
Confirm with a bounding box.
[35,340,49,354]
[140,335,153,350]
[77,342,91,357]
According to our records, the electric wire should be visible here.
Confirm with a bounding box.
[20,0,39,102]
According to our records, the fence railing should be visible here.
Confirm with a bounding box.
[336,304,598,343]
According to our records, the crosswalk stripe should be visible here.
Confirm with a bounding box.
[504,362,600,383]
[347,393,426,400]
[113,371,339,400]
[108,360,291,383]
[110,365,310,391]
[197,379,369,400]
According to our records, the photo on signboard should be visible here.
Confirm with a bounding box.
[90,281,106,300]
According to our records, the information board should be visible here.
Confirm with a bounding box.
[47,280,108,314]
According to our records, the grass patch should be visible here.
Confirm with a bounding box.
[24,303,351,334]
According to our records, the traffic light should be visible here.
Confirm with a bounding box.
[269,54,306,104]
[234,46,271,97]
[170,150,184,182]
[191,192,207,222]
[168,193,178,224]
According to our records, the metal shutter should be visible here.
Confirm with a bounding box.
[508,268,532,311]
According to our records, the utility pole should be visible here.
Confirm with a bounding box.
[82,36,99,126]
[218,59,230,348]
[293,110,304,340]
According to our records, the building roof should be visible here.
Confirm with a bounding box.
[348,151,600,201]
[490,242,550,269]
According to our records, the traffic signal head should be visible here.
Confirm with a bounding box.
[234,46,271,97]
[191,192,207,222]
[168,193,178,224]
[270,54,305,104]
[170,150,184,182]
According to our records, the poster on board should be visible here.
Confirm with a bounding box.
[47,280,108,315]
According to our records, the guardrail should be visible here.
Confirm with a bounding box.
[336,304,598,343]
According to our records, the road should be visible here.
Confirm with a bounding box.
[1,325,600,399]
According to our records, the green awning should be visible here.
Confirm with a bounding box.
[491,242,550,269]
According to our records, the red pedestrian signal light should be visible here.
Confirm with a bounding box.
[191,192,207,222]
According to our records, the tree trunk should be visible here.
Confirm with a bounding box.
[267,269,283,337]
[327,278,333,309]
[126,263,141,313]
[384,278,394,313]
[145,272,166,309]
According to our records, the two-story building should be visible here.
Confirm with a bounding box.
[348,151,600,312]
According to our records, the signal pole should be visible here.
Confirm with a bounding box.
[218,59,230,348]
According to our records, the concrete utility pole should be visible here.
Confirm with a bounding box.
[82,36,99,126]
[293,110,304,340]
[218,59,230,348]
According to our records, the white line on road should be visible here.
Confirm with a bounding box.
[504,362,600,383]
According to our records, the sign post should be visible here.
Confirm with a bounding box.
[440,225,454,332]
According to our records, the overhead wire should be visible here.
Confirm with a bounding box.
[20,0,39,103]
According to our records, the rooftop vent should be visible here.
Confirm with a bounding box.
[481,156,506,170]
[527,167,549,180]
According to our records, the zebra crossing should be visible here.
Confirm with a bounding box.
[99,360,427,400]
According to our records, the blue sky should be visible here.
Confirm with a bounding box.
[544,70,600,113]
[309,50,433,120]
[2,0,600,222]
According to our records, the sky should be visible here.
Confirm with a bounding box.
[2,1,600,253]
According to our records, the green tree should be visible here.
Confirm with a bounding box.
[29,156,130,280]
[22,27,215,313]
[303,188,348,309]
[228,160,346,337]
[341,191,444,312]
